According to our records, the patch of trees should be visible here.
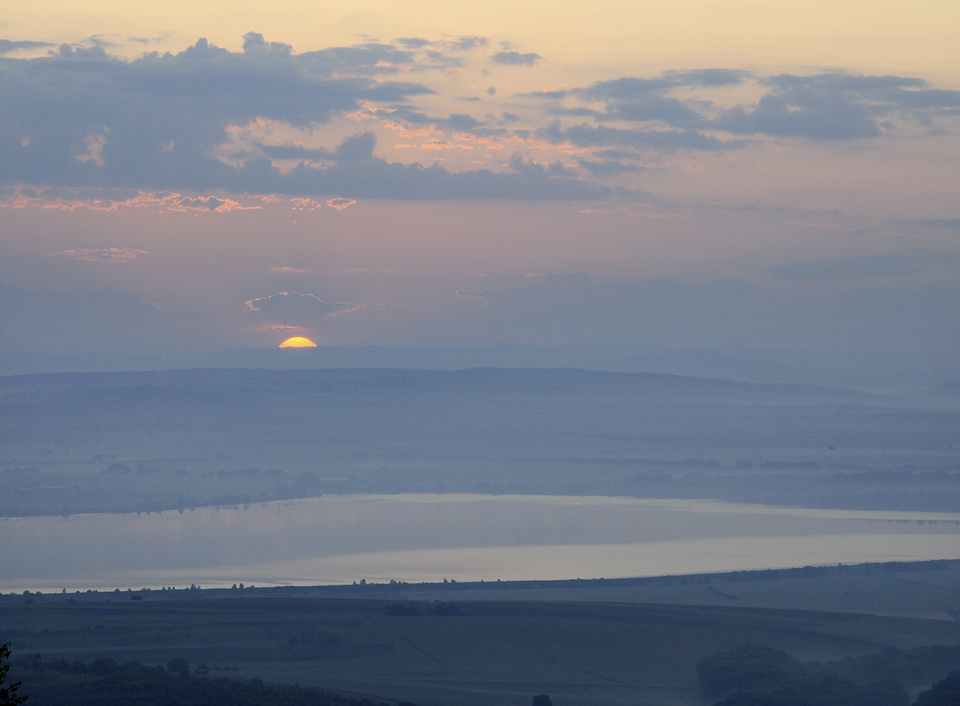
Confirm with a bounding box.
[8,655,402,706]
[812,645,960,686]
[697,645,805,697]
[714,676,908,706]
[698,643,960,706]
[914,669,960,706]
[1,642,28,706]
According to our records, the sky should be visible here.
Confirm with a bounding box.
[1,1,959,375]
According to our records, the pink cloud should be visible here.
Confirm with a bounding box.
[422,139,456,150]
[576,205,684,218]
[290,197,324,211]
[75,133,107,166]
[455,289,489,306]
[326,197,356,210]
[49,247,148,263]
[0,186,262,213]
[167,195,257,213]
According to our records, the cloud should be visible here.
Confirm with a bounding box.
[260,133,611,200]
[342,268,401,274]
[1,35,613,200]
[255,144,334,161]
[0,170,602,210]
[53,42,111,59]
[422,139,456,150]
[390,35,488,63]
[455,289,489,306]
[575,76,713,126]
[537,121,741,152]
[662,69,752,87]
[768,249,960,281]
[443,36,488,52]
[0,35,432,190]
[524,71,751,124]
[4,31,958,202]
[290,197,324,210]
[576,157,642,176]
[715,78,879,140]
[0,185,156,211]
[170,195,255,212]
[509,154,574,177]
[712,73,960,140]
[524,69,960,143]
[0,186,260,213]
[492,51,540,67]
[243,291,363,321]
[366,105,484,133]
[393,37,434,50]
[286,41,421,76]
[0,39,53,54]
[76,133,107,166]
[50,247,148,263]
[129,34,169,46]
[335,132,377,161]
[241,31,292,56]
[896,218,960,230]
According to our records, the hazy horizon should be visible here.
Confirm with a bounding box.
[1,1,958,374]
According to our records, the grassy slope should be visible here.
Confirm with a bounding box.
[345,562,960,621]
[4,596,960,706]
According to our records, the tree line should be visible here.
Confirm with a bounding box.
[698,644,960,706]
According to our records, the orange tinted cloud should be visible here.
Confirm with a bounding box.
[0,186,262,213]
[50,247,148,263]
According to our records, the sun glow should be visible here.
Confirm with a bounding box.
[279,336,317,348]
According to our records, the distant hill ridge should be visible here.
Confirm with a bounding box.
[0,366,887,405]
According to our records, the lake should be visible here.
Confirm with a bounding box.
[2,494,959,592]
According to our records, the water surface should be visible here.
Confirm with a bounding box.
[2,494,958,592]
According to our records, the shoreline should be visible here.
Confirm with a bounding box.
[6,557,959,609]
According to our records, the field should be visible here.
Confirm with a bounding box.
[5,561,960,706]
[322,560,960,620]
[2,368,959,519]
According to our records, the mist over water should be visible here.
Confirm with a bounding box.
[3,494,957,592]
[3,369,958,595]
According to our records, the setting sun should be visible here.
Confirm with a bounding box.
[279,336,317,348]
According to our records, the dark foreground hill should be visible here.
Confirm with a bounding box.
[5,586,960,706]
